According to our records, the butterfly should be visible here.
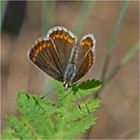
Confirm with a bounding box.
[28,26,96,90]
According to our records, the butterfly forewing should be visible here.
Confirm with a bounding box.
[73,34,96,82]
[47,26,77,71]
[28,38,63,81]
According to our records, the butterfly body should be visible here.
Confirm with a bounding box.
[28,26,96,90]
[63,63,76,88]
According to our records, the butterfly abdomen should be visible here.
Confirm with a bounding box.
[63,64,76,86]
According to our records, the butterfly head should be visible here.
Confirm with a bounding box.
[63,81,72,90]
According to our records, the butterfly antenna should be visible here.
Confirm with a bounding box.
[40,87,59,99]
[40,85,70,99]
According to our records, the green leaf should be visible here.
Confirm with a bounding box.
[79,98,101,113]
[2,79,101,139]
[2,130,20,140]
[17,92,58,138]
[6,115,40,139]
[72,79,102,99]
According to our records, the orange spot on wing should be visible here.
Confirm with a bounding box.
[88,42,91,46]
[55,34,59,39]
[47,43,51,47]
[88,52,93,69]
[64,34,68,40]
[32,57,36,62]
[39,46,43,52]
[68,38,74,44]
[34,53,37,57]
[81,41,92,48]
[43,43,46,48]
[86,41,89,46]
[82,41,85,46]
[60,34,64,39]
[36,49,39,54]
[53,36,55,40]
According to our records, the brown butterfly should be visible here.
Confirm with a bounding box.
[28,26,96,90]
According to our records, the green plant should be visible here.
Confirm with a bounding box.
[2,79,101,139]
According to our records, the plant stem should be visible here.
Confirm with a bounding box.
[95,41,139,98]
[105,42,139,83]
[41,1,55,35]
[101,1,129,81]
[73,1,96,36]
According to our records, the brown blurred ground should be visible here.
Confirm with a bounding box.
[1,1,139,139]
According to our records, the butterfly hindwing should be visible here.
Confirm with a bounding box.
[73,34,96,82]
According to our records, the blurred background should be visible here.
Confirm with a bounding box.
[1,1,139,139]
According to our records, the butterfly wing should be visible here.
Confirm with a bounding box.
[28,37,63,81]
[47,26,77,72]
[73,34,96,82]
[28,26,77,82]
